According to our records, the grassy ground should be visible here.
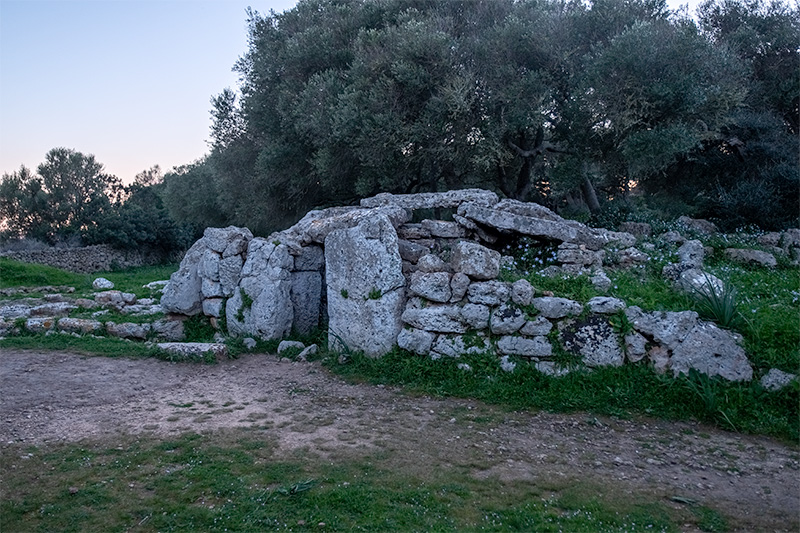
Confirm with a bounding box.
[0,432,724,533]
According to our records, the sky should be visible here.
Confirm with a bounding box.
[1,0,702,184]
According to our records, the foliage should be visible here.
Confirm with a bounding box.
[157,0,796,233]
[691,275,741,329]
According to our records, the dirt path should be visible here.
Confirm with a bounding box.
[1,349,798,531]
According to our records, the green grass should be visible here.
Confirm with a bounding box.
[0,432,712,532]
[0,333,167,359]
[327,349,799,442]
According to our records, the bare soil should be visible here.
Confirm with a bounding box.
[1,349,798,531]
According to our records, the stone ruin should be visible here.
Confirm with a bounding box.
[161,188,771,382]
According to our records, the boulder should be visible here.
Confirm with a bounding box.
[277,340,305,355]
[202,298,225,318]
[724,248,777,268]
[226,239,294,341]
[490,304,527,335]
[619,222,652,237]
[510,279,534,306]
[398,240,430,263]
[590,270,612,292]
[557,243,603,268]
[676,268,725,297]
[420,220,466,238]
[587,297,626,314]
[360,189,499,210]
[152,318,185,341]
[625,332,648,363]
[57,318,102,334]
[401,304,467,333]
[460,303,490,329]
[451,241,500,280]
[25,317,55,333]
[161,239,206,315]
[760,368,796,392]
[397,327,435,355]
[677,216,718,235]
[105,321,151,340]
[30,302,76,317]
[520,316,553,336]
[467,281,510,306]
[677,240,705,268]
[431,334,490,358]
[617,247,649,268]
[92,277,114,290]
[670,322,753,382]
[560,316,624,367]
[325,214,406,357]
[409,271,452,303]
[532,297,583,319]
[624,307,698,350]
[659,231,686,245]
[95,290,137,310]
[496,336,552,358]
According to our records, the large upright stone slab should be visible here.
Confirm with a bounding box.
[325,214,406,357]
[161,239,206,315]
[226,239,294,340]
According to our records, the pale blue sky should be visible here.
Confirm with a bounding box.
[1,0,700,184]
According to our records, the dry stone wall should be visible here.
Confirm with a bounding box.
[1,244,167,273]
[160,188,775,382]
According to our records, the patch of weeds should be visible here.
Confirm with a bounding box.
[499,236,559,275]
[235,288,254,322]
[340,288,349,299]
[182,314,217,343]
[608,310,634,336]
[528,272,599,302]
[368,287,382,300]
[608,269,692,311]
[97,264,178,297]
[692,505,730,532]
[691,274,742,330]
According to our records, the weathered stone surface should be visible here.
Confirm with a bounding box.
[25,317,55,333]
[398,239,430,263]
[532,297,582,319]
[431,334,490,358]
[459,201,605,250]
[227,239,294,341]
[143,280,169,292]
[397,327,435,355]
[670,322,753,381]
[625,331,648,363]
[520,316,552,336]
[460,303,490,330]
[57,318,102,334]
[219,254,244,297]
[467,281,510,306]
[278,340,306,354]
[677,240,705,268]
[648,345,671,374]
[510,279,534,306]
[452,213,478,230]
[417,254,449,273]
[409,271,452,303]
[560,316,624,367]
[200,249,221,281]
[396,223,431,240]
[490,304,527,335]
[678,216,718,235]
[0,304,32,319]
[625,306,698,350]
[659,231,686,244]
[325,214,406,357]
[757,232,782,247]
[360,189,499,210]
[594,229,637,248]
[619,222,652,237]
[449,272,470,302]
[293,245,325,271]
[420,220,466,238]
[760,368,796,392]
[557,243,603,268]
[587,297,626,314]
[401,304,467,333]
[161,239,205,315]
[297,344,318,360]
[535,361,570,377]
[676,268,724,297]
[201,278,223,298]
[497,336,552,357]
[152,318,185,341]
[590,270,612,292]
[157,342,228,360]
[291,271,324,335]
[92,277,114,290]
[724,248,777,268]
[203,226,253,255]
[30,302,76,317]
[492,198,565,222]
[499,355,516,372]
[202,298,225,318]
[106,321,151,340]
[617,247,649,267]
[303,206,410,245]
[451,241,500,280]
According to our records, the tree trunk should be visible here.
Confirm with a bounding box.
[581,172,601,213]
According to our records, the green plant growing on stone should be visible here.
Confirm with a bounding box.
[236,288,254,322]
[340,288,349,299]
[692,274,741,329]
[609,311,634,336]
[368,287,382,300]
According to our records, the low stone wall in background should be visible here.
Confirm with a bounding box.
[1,244,169,273]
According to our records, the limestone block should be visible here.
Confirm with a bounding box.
[25,317,55,333]
[92,277,114,290]
[30,302,77,317]
[617,247,649,267]
[760,368,797,392]
[396,223,431,240]
[397,328,435,355]
[724,248,777,268]
[511,279,534,306]
[200,249,221,281]
[431,334,490,358]
[161,239,205,315]
[590,270,612,292]
[106,321,151,340]
[291,271,323,335]
[202,298,225,318]
[625,306,698,350]
[157,342,228,360]
[420,220,466,238]
[490,304,527,335]
[278,340,305,354]
[520,316,552,336]
[57,317,102,334]
[625,331,648,363]
[451,241,500,280]
[532,297,582,319]
[409,271,452,303]
[677,240,705,268]
[325,214,406,357]
[401,304,467,333]
[496,336,552,357]
[219,254,244,297]
[587,297,626,314]
[560,316,624,367]
[360,189,499,210]
[204,226,253,254]
[676,268,724,297]
[557,243,603,267]
[677,216,718,235]
[417,254,449,273]
[399,240,430,263]
[449,272,471,302]
[460,303,490,330]
[152,318,185,341]
[467,281,510,306]
[670,322,753,382]
[201,278,223,299]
